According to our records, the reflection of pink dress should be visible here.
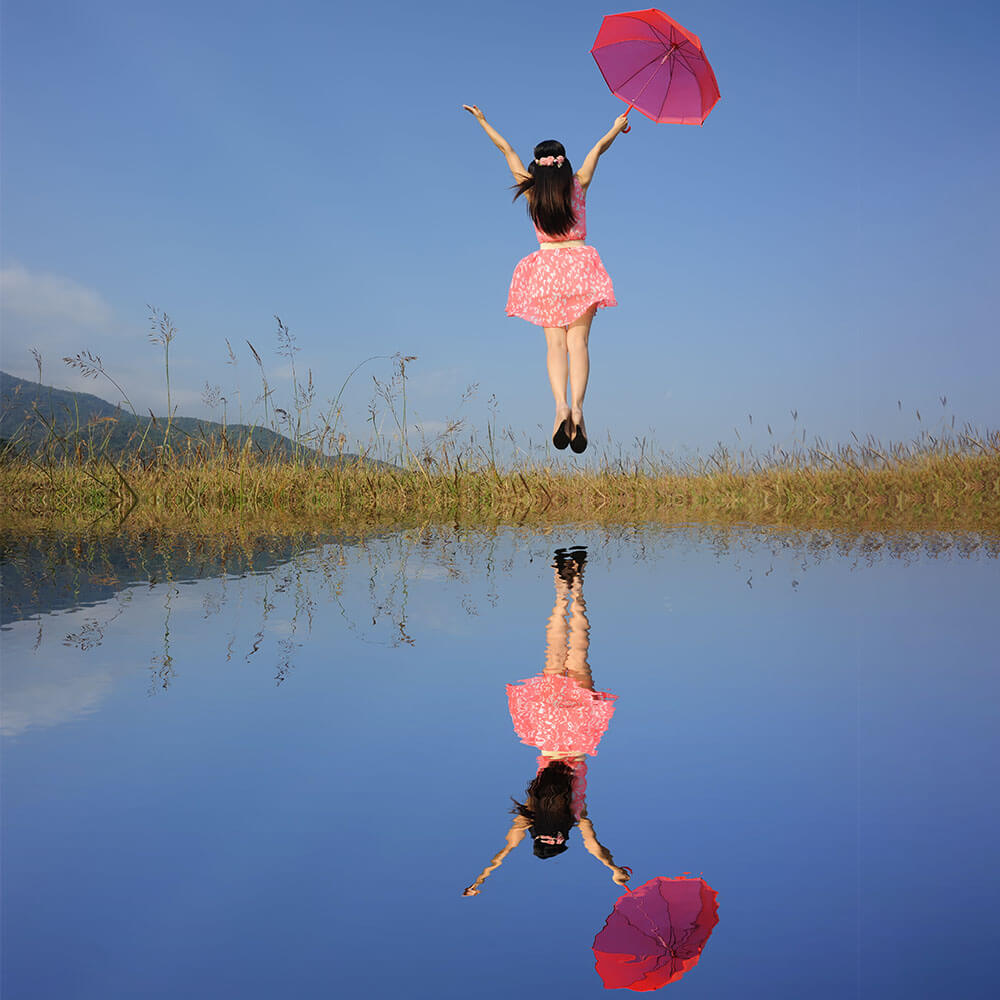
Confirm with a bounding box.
[507,674,616,820]
[507,675,616,755]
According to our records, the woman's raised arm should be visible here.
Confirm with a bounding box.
[463,105,531,183]
[462,814,530,896]
[575,113,630,191]
[578,815,631,886]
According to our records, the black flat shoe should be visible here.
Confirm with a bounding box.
[552,418,572,450]
[569,425,588,454]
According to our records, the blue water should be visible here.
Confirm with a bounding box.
[2,527,998,999]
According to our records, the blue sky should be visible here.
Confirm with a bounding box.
[2,0,997,459]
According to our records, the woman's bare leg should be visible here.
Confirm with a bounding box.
[566,309,595,445]
[544,326,570,434]
[543,566,570,676]
[566,575,594,691]
[566,308,595,414]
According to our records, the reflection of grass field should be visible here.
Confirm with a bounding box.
[3,430,998,533]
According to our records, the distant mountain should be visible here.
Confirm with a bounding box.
[0,370,366,465]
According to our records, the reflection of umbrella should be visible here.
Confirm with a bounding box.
[593,876,719,991]
[591,9,720,128]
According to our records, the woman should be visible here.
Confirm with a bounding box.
[463,547,630,895]
[463,105,629,453]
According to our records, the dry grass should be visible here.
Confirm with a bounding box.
[4,318,998,535]
[2,430,998,534]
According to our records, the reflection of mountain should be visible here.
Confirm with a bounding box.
[1,529,416,738]
[2,536,324,735]
[1,534,327,626]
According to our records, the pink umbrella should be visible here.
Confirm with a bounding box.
[591,9,720,130]
[593,876,719,990]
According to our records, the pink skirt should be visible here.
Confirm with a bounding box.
[506,246,617,328]
[507,675,616,756]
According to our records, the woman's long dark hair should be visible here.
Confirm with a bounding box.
[512,759,576,859]
[513,139,576,237]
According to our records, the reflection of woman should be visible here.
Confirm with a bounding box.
[463,548,630,895]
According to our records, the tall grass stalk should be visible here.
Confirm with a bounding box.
[148,307,176,448]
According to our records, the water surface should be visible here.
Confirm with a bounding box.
[2,526,998,998]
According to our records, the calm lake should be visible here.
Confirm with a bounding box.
[2,526,998,999]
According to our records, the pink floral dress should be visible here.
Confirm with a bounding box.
[507,673,617,820]
[506,177,618,328]
[507,674,616,755]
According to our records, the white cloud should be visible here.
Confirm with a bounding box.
[0,264,127,396]
[0,264,175,411]
[0,670,113,737]
[1,263,114,329]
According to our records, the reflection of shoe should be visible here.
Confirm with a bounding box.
[570,410,588,454]
[554,546,587,585]
[552,417,571,450]
[553,548,577,585]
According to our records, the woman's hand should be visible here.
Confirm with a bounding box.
[462,104,486,121]
[462,886,481,896]
[614,112,630,134]
[612,866,632,886]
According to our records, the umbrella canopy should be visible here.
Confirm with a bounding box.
[593,876,719,991]
[591,9,720,126]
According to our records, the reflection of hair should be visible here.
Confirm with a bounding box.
[512,760,575,859]
[512,140,576,237]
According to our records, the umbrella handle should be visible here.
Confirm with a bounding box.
[621,105,632,133]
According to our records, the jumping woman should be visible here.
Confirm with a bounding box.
[462,105,628,453]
